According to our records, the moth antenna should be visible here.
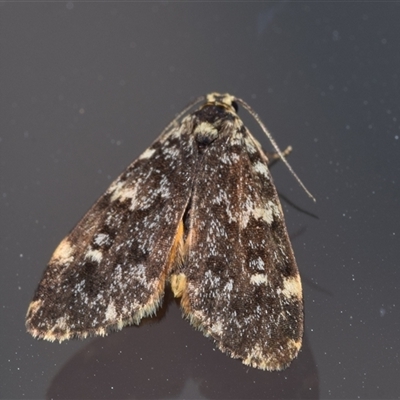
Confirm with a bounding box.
[237,97,316,202]
[160,95,205,137]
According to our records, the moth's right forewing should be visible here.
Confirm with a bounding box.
[178,120,303,371]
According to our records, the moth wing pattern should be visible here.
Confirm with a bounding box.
[175,115,303,371]
[26,122,197,341]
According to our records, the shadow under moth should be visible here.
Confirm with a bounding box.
[26,93,314,371]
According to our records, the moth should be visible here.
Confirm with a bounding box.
[26,93,313,371]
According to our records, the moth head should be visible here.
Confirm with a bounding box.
[205,92,239,114]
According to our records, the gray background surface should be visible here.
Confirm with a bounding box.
[1,2,399,399]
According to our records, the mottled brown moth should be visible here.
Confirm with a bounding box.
[26,93,314,371]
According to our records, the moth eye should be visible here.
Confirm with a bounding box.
[231,100,239,113]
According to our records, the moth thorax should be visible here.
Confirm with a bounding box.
[194,122,219,145]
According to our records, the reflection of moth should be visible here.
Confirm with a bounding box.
[27,93,312,371]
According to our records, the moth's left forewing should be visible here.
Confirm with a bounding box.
[179,116,303,371]
[26,120,197,342]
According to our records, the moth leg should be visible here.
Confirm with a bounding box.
[266,145,292,167]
